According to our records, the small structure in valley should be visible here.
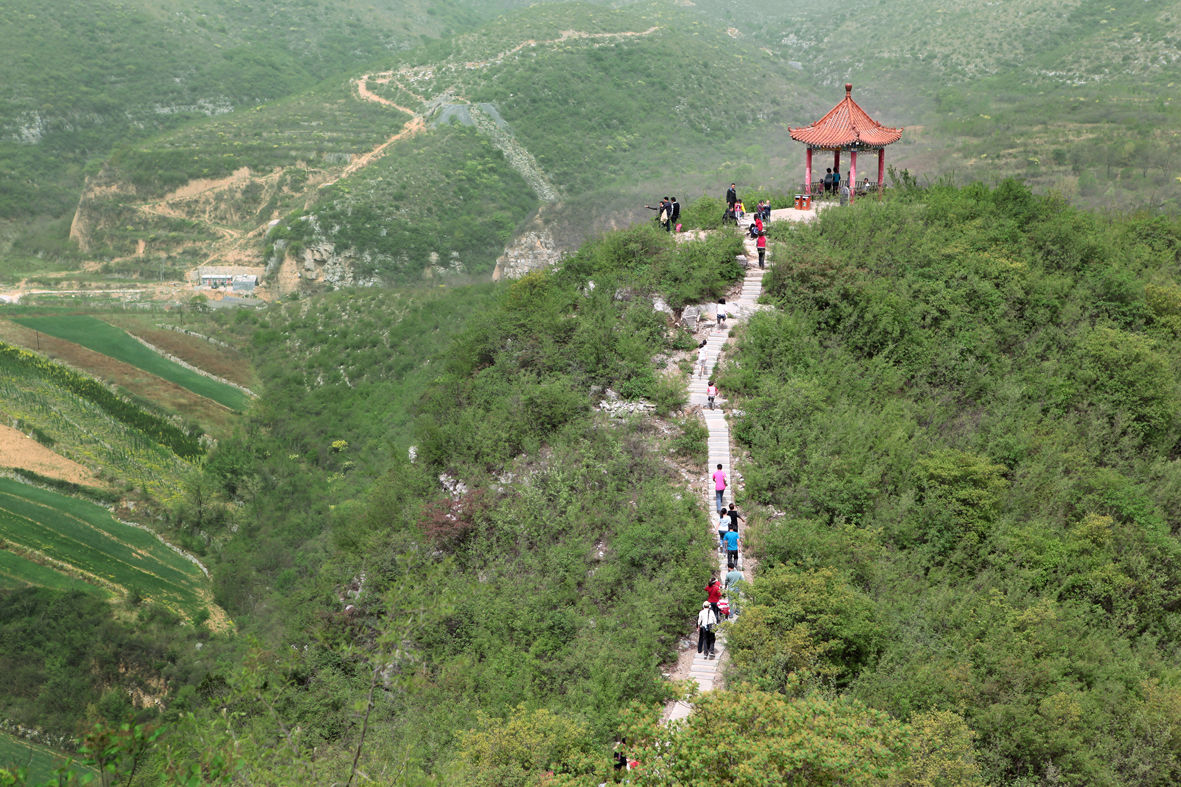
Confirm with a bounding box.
[195,265,264,289]
[789,83,903,202]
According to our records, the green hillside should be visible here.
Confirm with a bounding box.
[71,3,815,284]
[721,184,1181,784]
[124,227,743,782]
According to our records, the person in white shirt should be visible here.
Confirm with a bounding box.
[697,602,718,658]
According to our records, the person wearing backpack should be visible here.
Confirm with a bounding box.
[697,602,718,659]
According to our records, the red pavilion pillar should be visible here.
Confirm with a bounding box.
[849,151,858,204]
[805,147,813,197]
[878,148,885,193]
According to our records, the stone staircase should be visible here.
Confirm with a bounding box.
[668,221,766,723]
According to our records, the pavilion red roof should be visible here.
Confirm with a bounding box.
[789,84,902,150]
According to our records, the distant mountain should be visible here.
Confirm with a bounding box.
[69,3,817,287]
[688,0,1181,211]
[4,0,1179,280]
[0,0,552,251]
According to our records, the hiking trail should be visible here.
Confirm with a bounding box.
[664,204,819,722]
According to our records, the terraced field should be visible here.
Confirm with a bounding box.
[0,732,90,784]
[12,316,250,411]
[0,546,98,594]
[0,342,193,503]
[0,478,209,619]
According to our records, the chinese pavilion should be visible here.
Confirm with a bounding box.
[789,83,903,201]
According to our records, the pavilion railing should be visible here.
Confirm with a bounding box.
[796,182,885,199]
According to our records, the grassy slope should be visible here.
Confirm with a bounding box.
[11,315,249,410]
[723,184,1181,784]
[0,478,209,619]
[0,546,99,595]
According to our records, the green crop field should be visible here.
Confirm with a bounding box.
[0,478,209,619]
[12,315,250,411]
[0,342,193,504]
[0,546,99,595]
[0,732,90,784]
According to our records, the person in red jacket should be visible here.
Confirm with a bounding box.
[756,229,767,269]
[705,577,723,618]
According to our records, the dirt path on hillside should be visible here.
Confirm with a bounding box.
[327,115,427,186]
[354,74,420,115]
[0,425,106,487]
[342,25,663,186]
[460,26,662,70]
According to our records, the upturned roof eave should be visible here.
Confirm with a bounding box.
[788,83,903,149]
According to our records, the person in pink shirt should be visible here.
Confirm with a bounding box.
[756,231,767,269]
[712,463,727,512]
[706,380,718,410]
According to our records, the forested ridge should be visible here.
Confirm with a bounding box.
[718,182,1181,784]
[6,182,1181,784]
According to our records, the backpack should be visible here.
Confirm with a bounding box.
[748,224,759,239]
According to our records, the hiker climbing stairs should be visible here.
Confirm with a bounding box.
[668,217,767,722]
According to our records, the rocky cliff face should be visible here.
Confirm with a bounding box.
[492,212,563,281]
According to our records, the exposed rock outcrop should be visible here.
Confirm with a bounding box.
[493,213,563,280]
